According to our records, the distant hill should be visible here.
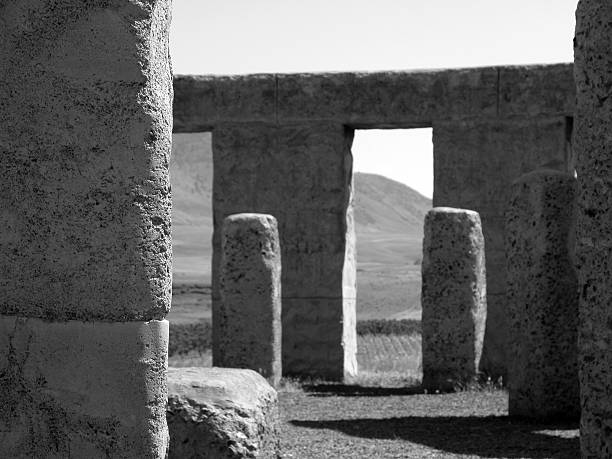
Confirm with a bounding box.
[170,133,432,285]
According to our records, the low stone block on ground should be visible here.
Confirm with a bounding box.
[166,367,280,459]
[216,213,282,386]
[421,207,487,391]
[506,169,579,419]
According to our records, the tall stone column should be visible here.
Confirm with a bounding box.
[575,1,612,455]
[506,170,579,419]
[218,213,282,387]
[212,122,357,380]
[421,207,487,391]
[433,117,571,379]
[0,2,173,457]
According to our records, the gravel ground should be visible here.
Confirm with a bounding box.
[278,386,579,459]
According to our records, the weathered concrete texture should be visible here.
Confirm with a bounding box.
[173,64,574,131]
[0,316,169,458]
[216,213,282,387]
[167,367,280,459]
[433,117,571,378]
[212,123,357,380]
[0,1,174,321]
[505,170,579,420]
[421,208,487,391]
[575,1,612,455]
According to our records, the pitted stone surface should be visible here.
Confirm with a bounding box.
[506,170,579,420]
[575,1,612,455]
[167,367,280,459]
[0,316,169,458]
[216,213,282,387]
[421,208,487,391]
[212,123,356,380]
[433,117,571,378]
[0,0,173,321]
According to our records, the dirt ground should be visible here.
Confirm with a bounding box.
[278,387,579,459]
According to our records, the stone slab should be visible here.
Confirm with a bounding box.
[432,117,570,378]
[421,208,487,391]
[0,316,169,458]
[215,213,282,387]
[173,74,276,132]
[574,1,612,455]
[506,169,579,419]
[0,1,173,321]
[167,367,280,459]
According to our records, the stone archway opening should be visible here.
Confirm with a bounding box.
[350,128,433,383]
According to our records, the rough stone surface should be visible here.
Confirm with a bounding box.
[212,123,357,380]
[0,316,169,458]
[215,213,282,387]
[167,367,280,459]
[173,64,574,130]
[505,170,579,420]
[421,208,487,391]
[0,0,174,321]
[574,1,612,455]
[433,117,571,378]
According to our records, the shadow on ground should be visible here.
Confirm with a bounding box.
[302,383,423,397]
[290,415,579,459]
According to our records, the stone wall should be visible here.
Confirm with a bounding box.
[173,64,575,378]
[0,1,173,456]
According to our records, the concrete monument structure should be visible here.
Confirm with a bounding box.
[173,64,575,379]
[575,0,612,454]
[506,170,579,419]
[216,213,282,387]
[0,1,173,456]
[421,208,487,390]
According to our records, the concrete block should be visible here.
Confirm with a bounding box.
[506,169,579,419]
[499,64,575,117]
[421,207,487,391]
[167,367,280,459]
[211,123,356,380]
[173,74,276,132]
[432,117,570,377]
[574,1,612,454]
[0,316,169,458]
[0,0,173,321]
[215,213,282,387]
[277,67,498,127]
[282,297,357,380]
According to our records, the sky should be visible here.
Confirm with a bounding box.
[169,0,578,198]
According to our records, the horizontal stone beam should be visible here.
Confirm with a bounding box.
[173,64,574,132]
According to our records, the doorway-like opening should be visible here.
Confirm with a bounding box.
[351,128,433,383]
[168,132,213,365]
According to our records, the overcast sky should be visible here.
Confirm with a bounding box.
[170,0,577,198]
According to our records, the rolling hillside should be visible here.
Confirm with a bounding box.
[170,132,431,319]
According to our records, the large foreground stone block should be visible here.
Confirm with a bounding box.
[506,170,579,419]
[215,213,282,387]
[0,0,173,321]
[575,1,612,455]
[167,367,280,459]
[0,316,169,458]
[421,208,487,390]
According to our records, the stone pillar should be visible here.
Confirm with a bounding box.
[433,117,571,379]
[575,1,612,454]
[421,207,487,390]
[216,213,282,387]
[212,123,356,380]
[506,169,579,419]
[0,2,173,457]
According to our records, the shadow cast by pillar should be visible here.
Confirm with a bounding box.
[290,415,579,458]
